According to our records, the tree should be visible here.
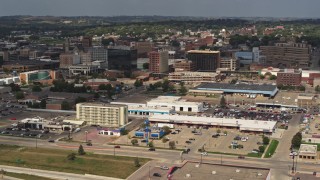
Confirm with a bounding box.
[134,157,140,167]
[78,145,86,155]
[291,132,302,148]
[10,83,21,92]
[220,96,226,108]
[75,96,87,104]
[131,139,138,145]
[297,85,305,92]
[263,136,270,145]
[162,79,170,92]
[40,99,46,109]
[67,153,76,161]
[142,63,149,70]
[217,129,221,134]
[162,126,171,135]
[179,86,187,95]
[259,145,265,153]
[134,79,143,88]
[32,85,42,92]
[230,79,237,84]
[154,81,162,88]
[269,75,277,80]
[61,101,71,110]
[169,141,176,149]
[94,93,100,99]
[259,75,265,80]
[315,85,320,92]
[15,92,24,100]
[148,141,154,148]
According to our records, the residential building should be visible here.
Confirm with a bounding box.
[276,69,302,86]
[76,103,128,127]
[186,50,220,71]
[260,43,311,68]
[173,60,195,72]
[219,58,239,71]
[169,71,219,83]
[59,53,81,68]
[149,51,169,73]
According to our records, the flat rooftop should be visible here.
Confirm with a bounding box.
[148,96,202,105]
[171,161,270,180]
[299,144,318,155]
[149,114,277,132]
[77,103,127,108]
[195,83,277,92]
[187,50,220,54]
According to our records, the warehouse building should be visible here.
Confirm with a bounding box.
[189,83,278,97]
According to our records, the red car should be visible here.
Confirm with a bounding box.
[114,145,121,148]
[10,117,17,120]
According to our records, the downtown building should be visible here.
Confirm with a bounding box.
[149,51,169,73]
[276,69,302,86]
[186,50,220,71]
[76,103,128,127]
[260,43,311,69]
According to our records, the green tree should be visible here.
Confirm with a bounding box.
[32,85,42,92]
[263,136,270,145]
[315,85,320,92]
[220,96,226,108]
[134,79,143,88]
[269,75,277,80]
[142,63,149,70]
[15,92,24,100]
[179,86,187,95]
[162,79,170,92]
[78,145,86,155]
[67,153,76,161]
[297,85,305,92]
[154,81,162,88]
[291,132,302,148]
[230,79,237,84]
[217,129,221,134]
[162,126,171,135]
[131,139,138,145]
[75,96,87,104]
[40,99,46,109]
[10,83,21,92]
[148,141,154,148]
[259,75,265,80]
[169,141,176,149]
[259,145,265,153]
[61,101,71,110]
[134,157,140,167]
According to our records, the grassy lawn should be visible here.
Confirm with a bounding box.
[207,151,241,156]
[247,152,262,158]
[264,140,279,158]
[0,144,149,179]
[5,172,54,180]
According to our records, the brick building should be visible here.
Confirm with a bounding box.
[149,51,169,73]
[186,50,220,72]
[276,69,302,86]
[173,60,195,72]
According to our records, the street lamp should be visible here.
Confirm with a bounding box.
[148,166,151,180]
[290,152,298,174]
[85,131,88,143]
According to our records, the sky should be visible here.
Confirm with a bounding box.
[0,0,319,18]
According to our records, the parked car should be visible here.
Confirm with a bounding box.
[189,138,195,141]
[201,152,208,156]
[153,173,161,177]
[171,132,177,134]
[238,155,245,159]
[185,141,192,144]
[114,145,121,148]
[160,166,169,170]
[183,148,191,154]
[141,139,147,143]
[48,139,55,143]
[149,148,156,151]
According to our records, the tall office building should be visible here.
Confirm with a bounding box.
[149,51,169,73]
[108,48,137,71]
[59,53,81,68]
[76,103,128,127]
[186,50,220,71]
[260,43,311,69]
[81,36,92,48]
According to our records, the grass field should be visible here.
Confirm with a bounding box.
[0,144,149,179]
[5,172,54,180]
[264,140,279,158]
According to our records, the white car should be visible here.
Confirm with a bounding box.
[160,166,169,170]
[201,152,208,156]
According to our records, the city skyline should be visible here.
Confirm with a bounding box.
[0,0,320,18]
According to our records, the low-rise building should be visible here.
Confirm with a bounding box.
[173,60,195,72]
[76,103,128,127]
[69,65,99,75]
[219,58,239,71]
[168,71,220,83]
[276,69,302,86]
[19,70,58,85]
[298,144,319,161]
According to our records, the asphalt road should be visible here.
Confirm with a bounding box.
[0,131,319,180]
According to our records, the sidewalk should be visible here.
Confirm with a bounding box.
[0,165,122,180]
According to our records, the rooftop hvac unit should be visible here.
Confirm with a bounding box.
[212,171,216,175]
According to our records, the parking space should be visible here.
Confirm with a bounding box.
[203,128,263,155]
